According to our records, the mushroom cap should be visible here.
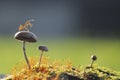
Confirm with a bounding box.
[14,31,37,42]
[91,55,97,61]
[38,46,48,52]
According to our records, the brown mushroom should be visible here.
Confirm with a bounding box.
[14,31,37,70]
[38,45,48,68]
[90,55,97,68]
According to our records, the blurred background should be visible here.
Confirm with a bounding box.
[0,0,120,74]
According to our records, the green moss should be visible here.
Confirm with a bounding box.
[3,57,120,80]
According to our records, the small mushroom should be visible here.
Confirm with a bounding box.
[14,31,37,70]
[38,45,48,68]
[90,55,97,68]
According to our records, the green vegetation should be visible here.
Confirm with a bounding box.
[4,57,120,80]
[0,36,120,74]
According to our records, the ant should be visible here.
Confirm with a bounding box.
[18,19,34,31]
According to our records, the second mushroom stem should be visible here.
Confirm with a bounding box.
[39,51,43,68]
[23,41,31,70]
[90,60,94,68]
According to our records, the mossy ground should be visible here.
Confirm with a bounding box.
[3,57,120,80]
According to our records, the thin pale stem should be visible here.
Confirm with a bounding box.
[39,51,43,68]
[90,60,94,68]
[23,41,31,70]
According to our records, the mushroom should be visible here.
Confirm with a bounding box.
[14,31,37,70]
[38,45,48,68]
[90,55,97,68]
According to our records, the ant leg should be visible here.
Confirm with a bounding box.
[24,27,29,31]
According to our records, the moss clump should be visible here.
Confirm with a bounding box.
[2,57,120,80]
[83,66,120,80]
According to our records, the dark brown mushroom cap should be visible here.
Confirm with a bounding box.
[38,46,48,52]
[14,31,37,42]
[91,55,97,61]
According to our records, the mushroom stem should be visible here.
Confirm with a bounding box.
[39,50,44,68]
[90,60,94,68]
[23,41,31,70]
